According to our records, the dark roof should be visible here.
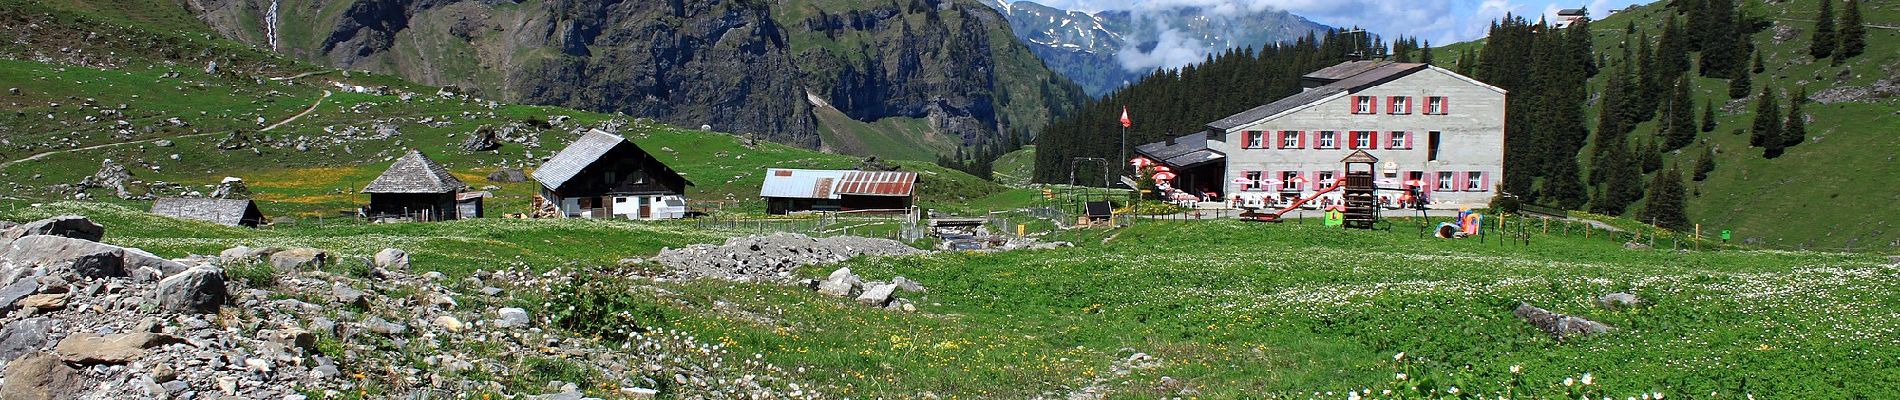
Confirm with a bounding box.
[1341,149,1380,163]
[533,129,694,191]
[363,150,467,194]
[1557,8,1587,15]
[150,198,261,227]
[1134,133,1227,169]
[1207,61,1429,131]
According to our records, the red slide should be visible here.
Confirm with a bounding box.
[1246,177,1346,222]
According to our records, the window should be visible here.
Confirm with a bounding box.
[1407,171,1426,187]
[605,171,617,184]
[1426,96,1446,114]
[1244,131,1264,149]
[1466,171,1485,191]
[1389,96,1410,114]
[1437,172,1456,191]
[1354,96,1374,114]
[1243,171,1263,191]
[1427,131,1442,161]
[1280,131,1300,149]
[1318,131,1338,149]
[1353,131,1373,149]
[1316,171,1336,187]
[1389,131,1409,149]
[1281,171,1301,191]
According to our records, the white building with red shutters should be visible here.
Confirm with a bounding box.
[1138,60,1506,210]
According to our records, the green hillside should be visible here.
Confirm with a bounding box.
[1434,0,1899,250]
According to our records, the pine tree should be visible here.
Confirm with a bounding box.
[1657,15,1690,81]
[1694,145,1717,181]
[1837,0,1865,59]
[1782,87,1807,148]
[1696,0,1742,78]
[1641,166,1691,231]
[1542,155,1590,210]
[1641,137,1664,174]
[1810,0,1836,59]
[1751,50,1764,74]
[1420,40,1435,65]
[1728,56,1753,99]
[1701,99,1718,132]
[1590,140,1645,215]
[1749,85,1780,147]
[1664,75,1698,151]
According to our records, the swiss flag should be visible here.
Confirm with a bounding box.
[1120,106,1132,128]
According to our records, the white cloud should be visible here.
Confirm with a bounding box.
[1030,0,1650,44]
[1115,28,1213,72]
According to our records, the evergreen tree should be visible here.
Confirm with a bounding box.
[1782,87,1807,148]
[1751,49,1765,74]
[1590,140,1645,215]
[1749,85,1780,148]
[1657,15,1691,79]
[1420,40,1434,65]
[1542,155,1590,210]
[1663,75,1698,151]
[1728,55,1753,99]
[1810,0,1836,59]
[1837,0,1865,59]
[1696,0,1742,78]
[1640,166,1691,231]
[1641,137,1665,173]
[1701,99,1718,132]
[1694,145,1717,181]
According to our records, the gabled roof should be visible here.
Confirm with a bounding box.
[1134,132,1226,169]
[1207,61,1456,131]
[1557,8,1587,16]
[760,169,918,199]
[533,129,694,191]
[150,198,261,227]
[363,150,467,194]
[1341,150,1380,163]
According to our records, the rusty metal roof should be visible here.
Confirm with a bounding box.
[760,169,917,199]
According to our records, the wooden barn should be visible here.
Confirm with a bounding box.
[362,150,470,221]
[150,198,265,227]
[532,129,693,220]
[759,168,917,215]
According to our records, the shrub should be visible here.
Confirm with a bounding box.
[545,275,678,341]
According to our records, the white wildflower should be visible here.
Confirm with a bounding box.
[1394,352,1405,361]
[1582,372,1594,385]
[1564,377,1575,387]
[1510,364,1522,374]
[1396,373,1408,381]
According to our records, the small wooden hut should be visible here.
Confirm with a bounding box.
[150,198,265,227]
[362,150,469,221]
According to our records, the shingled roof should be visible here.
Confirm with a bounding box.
[1207,61,1429,131]
[533,129,694,191]
[1134,132,1227,169]
[362,150,467,194]
[150,198,263,227]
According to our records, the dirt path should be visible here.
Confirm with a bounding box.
[0,90,331,172]
[269,70,335,81]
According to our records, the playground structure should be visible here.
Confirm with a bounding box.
[1242,150,1401,229]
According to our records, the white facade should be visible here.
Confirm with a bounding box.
[1214,65,1506,209]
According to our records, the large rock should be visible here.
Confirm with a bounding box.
[892,276,926,293]
[1595,293,1644,309]
[815,267,860,297]
[269,248,329,271]
[156,266,227,314]
[494,308,531,328]
[0,280,37,312]
[373,248,409,271]
[218,246,281,264]
[0,216,103,242]
[0,353,92,400]
[53,332,185,365]
[486,168,528,182]
[18,293,67,312]
[331,283,369,308]
[0,235,184,279]
[855,283,897,307]
[1513,303,1613,340]
[0,318,55,362]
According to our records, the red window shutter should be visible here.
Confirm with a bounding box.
[1407,97,1415,114]
[1369,131,1381,149]
[1442,97,1449,114]
[1481,173,1492,191]
[1386,97,1396,114]
[1405,132,1415,149]
[1299,131,1308,148]
[1454,172,1469,192]
[1370,98,1379,114]
[1350,97,1359,114]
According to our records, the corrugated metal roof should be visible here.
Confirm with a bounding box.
[150,198,260,227]
[760,169,917,199]
[1207,61,1428,131]
[362,150,467,194]
[1135,133,1228,169]
[837,171,917,197]
[532,129,622,190]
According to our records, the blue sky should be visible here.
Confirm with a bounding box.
[1025,0,1653,45]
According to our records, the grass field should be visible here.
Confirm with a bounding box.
[11,201,1895,398]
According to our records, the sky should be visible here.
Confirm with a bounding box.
[1027,0,1653,46]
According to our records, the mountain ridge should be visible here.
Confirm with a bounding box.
[984,0,1332,95]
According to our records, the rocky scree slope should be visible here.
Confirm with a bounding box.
[186,0,1086,152]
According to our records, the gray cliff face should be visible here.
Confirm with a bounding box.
[188,0,1083,151]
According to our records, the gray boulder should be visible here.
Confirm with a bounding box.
[1595,293,1644,309]
[1,215,104,242]
[0,235,185,279]
[816,267,860,297]
[0,279,38,312]
[1513,303,1613,340]
[331,283,369,308]
[0,317,55,362]
[893,276,926,293]
[218,246,281,264]
[269,248,329,271]
[486,168,528,182]
[855,283,897,307]
[53,332,184,365]
[156,265,227,314]
[373,248,409,271]
[494,307,531,328]
[1,352,92,400]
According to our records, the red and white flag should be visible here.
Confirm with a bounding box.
[1119,106,1132,128]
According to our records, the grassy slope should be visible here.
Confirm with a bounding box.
[990,144,1036,186]
[812,102,960,162]
[15,200,1895,398]
[1434,0,1900,250]
[0,1,1006,217]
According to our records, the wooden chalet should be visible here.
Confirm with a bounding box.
[150,198,265,228]
[532,129,693,220]
[362,149,469,221]
[759,168,917,215]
